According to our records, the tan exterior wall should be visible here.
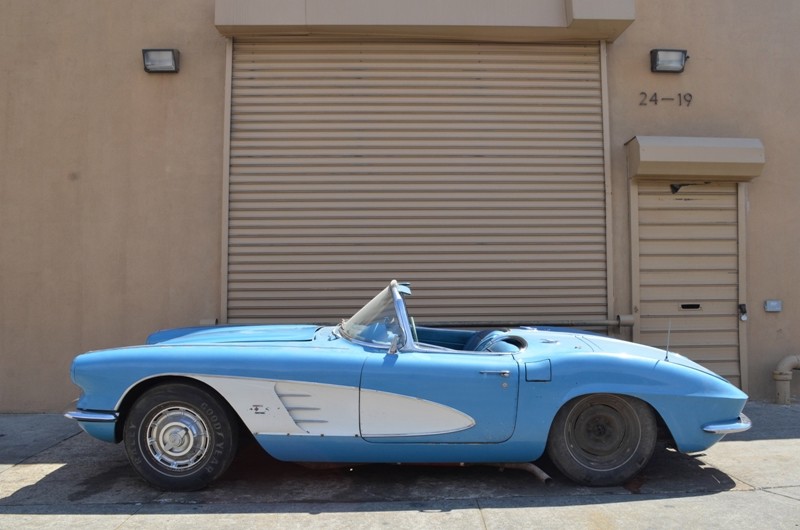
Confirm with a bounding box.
[605,0,800,400]
[0,1,227,411]
[1,0,798,411]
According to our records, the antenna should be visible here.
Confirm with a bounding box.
[664,319,671,362]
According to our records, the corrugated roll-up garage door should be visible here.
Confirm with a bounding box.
[227,40,607,325]
[635,182,741,386]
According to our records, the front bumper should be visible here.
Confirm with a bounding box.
[702,413,752,435]
[64,410,118,422]
[64,410,120,443]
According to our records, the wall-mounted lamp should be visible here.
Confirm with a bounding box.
[142,49,180,73]
[650,49,688,73]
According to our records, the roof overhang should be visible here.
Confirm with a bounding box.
[626,136,765,182]
[214,0,635,42]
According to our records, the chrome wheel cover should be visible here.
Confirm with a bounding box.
[145,406,210,471]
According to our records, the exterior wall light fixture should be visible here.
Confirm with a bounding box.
[142,49,180,73]
[650,49,688,73]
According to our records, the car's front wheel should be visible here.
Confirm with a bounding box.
[546,394,657,486]
[123,383,238,491]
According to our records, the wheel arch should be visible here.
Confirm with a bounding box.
[114,375,247,443]
[546,392,674,446]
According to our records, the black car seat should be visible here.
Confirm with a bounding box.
[462,329,504,351]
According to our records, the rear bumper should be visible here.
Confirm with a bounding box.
[702,413,751,435]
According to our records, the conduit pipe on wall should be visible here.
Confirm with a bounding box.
[773,355,800,404]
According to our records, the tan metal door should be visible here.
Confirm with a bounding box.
[633,182,744,387]
[226,40,608,325]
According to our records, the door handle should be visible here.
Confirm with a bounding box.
[480,370,510,377]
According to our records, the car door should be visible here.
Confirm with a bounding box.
[359,349,519,443]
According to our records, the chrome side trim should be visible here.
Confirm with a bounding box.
[64,410,119,423]
[702,412,751,434]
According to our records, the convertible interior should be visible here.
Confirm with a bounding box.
[415,326,526,353]
[340,280,527,353]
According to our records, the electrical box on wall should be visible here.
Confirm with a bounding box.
[764,300,783,312]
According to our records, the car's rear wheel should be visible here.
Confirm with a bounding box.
[123,383,238,491]
[546,394,656,486]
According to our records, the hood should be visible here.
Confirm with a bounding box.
[146,325,322,345]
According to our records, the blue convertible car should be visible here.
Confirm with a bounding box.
[67,280,750,491]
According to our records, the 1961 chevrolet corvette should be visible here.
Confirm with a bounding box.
[66,280,750,491]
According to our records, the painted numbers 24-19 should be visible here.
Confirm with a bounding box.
[639,92,693,106]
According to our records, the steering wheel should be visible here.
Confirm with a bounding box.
[409,316,419,343]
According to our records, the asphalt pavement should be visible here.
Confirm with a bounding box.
[1,400,799,529]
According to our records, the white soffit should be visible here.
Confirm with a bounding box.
[215,0,635,42]
[626,136,765,182]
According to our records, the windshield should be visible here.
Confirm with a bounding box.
[340,285,405,347]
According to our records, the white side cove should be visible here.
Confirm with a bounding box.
[360,388,475,437]
[193,375,475,437]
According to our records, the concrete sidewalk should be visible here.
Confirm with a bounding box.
[1,400,798,529]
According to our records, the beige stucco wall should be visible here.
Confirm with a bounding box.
[0,1,227,411]
[1,0,798,411]
[605,0,800,399]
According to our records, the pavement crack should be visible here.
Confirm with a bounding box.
[760,486,800,502]
[475,498,489,530]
